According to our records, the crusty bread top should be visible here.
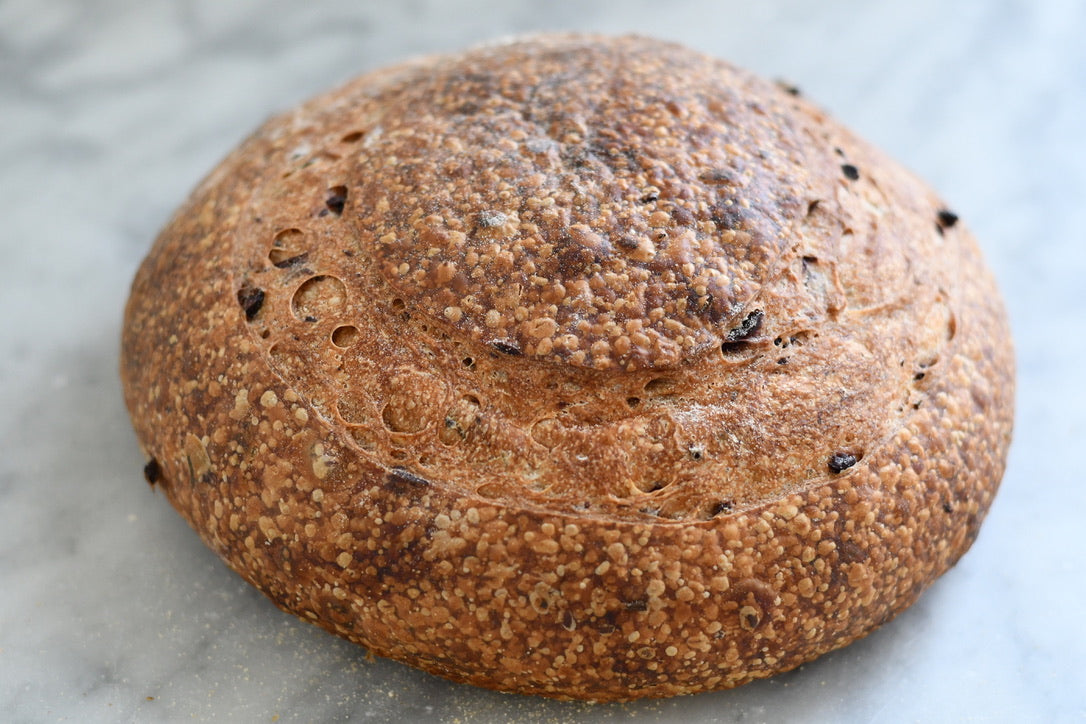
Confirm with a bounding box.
[121,34,1014,700]
[359,39,804,372]
[215,35,962,521]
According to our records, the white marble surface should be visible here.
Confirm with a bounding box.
[2,1,1083,721]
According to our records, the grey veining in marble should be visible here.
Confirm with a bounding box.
[2,1,1084,721]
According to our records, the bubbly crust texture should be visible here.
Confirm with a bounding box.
[121,35,1014,700]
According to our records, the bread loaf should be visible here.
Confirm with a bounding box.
[121,34,1014,700]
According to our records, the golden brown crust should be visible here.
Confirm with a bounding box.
[121,34,1014,700]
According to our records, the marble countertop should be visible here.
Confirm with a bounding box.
[2,1,1083,721]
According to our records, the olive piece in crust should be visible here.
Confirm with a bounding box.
[121,34,1014,701]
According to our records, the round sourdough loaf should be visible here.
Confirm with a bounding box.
[121,34,1014,700]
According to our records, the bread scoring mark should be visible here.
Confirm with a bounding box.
[224,36,974,524]
[233,211,932,522]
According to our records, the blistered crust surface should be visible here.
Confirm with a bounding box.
[359,41,806,371]
[121,35,1014,700]
[219,36,967,520]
